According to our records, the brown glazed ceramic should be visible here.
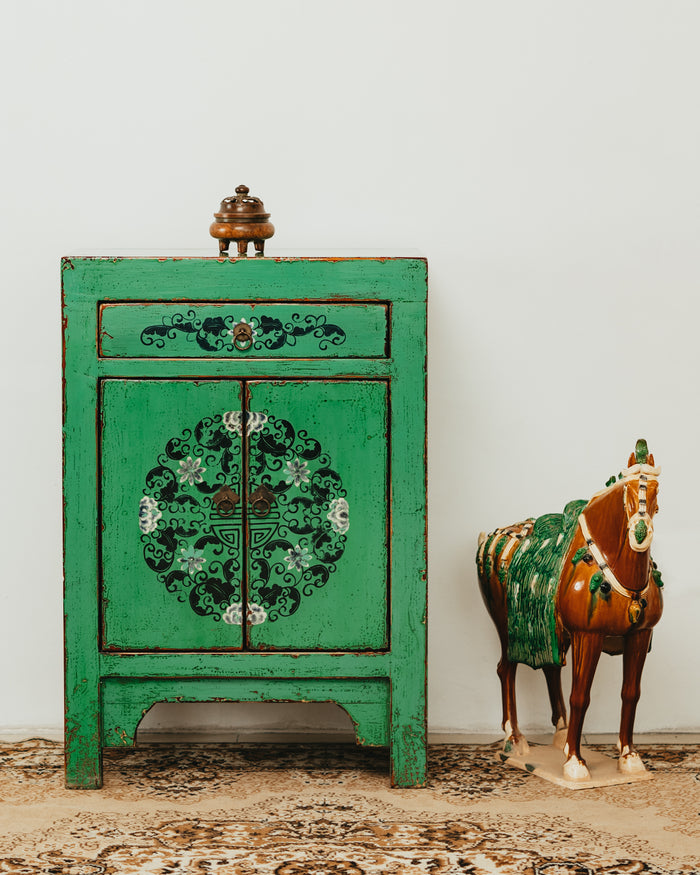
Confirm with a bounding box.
[476,439,663,782]
[210,185,275,257]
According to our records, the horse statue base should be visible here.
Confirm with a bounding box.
[497,741,654,790]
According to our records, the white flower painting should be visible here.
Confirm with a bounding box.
[285,457,310,487]
[178,546,206,577]
[327,497,349,534]
[178,456,206,486]
[222,601,268,625]
[284,544,314,573]
[222,602,243,625]
[138,496,162,534]
[222,410,268,436]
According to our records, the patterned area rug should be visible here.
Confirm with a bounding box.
[0,740,699,873]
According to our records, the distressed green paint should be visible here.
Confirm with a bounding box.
[63,255,427,789]
[63,265,102,789]
[101,677,390,748]
[387,301,427,788]
[103,378,387,651]
[506,499,587,668]
[246,379,388,651]
[101,379,246,650]
[64,255,426,302]
[100,302,389,358]
[99,650,392,678]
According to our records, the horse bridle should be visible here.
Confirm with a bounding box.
[577,462,659,602]
[623,463,659,552]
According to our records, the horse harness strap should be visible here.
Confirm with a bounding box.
[577,513,651,605]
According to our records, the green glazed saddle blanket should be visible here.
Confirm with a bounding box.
[506,498,587,669]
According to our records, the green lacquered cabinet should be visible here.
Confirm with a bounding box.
[63,255,427,788]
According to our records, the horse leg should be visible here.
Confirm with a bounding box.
[618,628,653,774]
[497,638,529,756]
[542,664,568,749]
[563,631,605,781]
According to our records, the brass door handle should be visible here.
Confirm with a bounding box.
[212,484,240,517]
[249,483,275,517]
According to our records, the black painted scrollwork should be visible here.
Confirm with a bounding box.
[139,312,347,354]
[140,413,243,619]
[247,415,348,622]
[140,410,348,625]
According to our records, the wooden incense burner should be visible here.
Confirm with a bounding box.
[210,185,275,258]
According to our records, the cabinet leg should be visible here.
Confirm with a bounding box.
[390,691,427,790]
[390,724,427,787]
[64,710,102,789]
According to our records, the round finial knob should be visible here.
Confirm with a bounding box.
[235,184,250,196]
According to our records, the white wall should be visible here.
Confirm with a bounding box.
[2,1,699,738]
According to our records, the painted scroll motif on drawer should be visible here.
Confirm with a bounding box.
[99,302,389,358]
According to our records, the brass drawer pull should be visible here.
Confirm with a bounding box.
[232,321,254,351]
[250,484,275,517]
[212,485,240,517]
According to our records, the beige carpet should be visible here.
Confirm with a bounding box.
[0,739,699,873]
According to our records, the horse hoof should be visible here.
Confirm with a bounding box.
[502,721,529,757]
[503,735,530,757]
[618,750,647,774]
[563,755,591,781]
[552,718,568,750]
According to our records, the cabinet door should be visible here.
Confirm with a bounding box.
[101,379,245,650]
[101,378,388,652]
[246,380,388,650]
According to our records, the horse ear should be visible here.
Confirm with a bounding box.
[628,452,636,467]
[648,452,655,466]
[634,438,649,465]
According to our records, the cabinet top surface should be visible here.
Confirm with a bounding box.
[62,251,428,305]
[63,248,425,260]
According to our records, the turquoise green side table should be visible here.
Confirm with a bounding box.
[62,254,427,788]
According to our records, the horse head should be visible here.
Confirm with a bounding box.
[623,439,660,553]
[578,439,660,595]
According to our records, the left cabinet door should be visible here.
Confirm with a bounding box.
[101,379,246,650]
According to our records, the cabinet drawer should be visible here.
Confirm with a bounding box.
[99,302,389,358]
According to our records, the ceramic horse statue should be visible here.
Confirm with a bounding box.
[476,439,664,782]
